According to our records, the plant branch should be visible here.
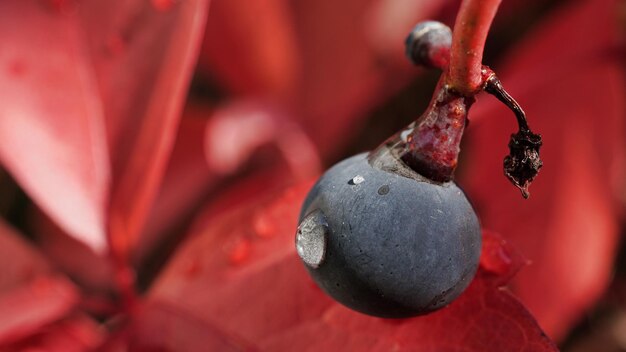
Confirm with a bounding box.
[448,0,502,95]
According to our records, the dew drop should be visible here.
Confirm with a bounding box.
[295,210,328,268]
[378,185,390,195]
[252,212,276,238]
[349,175,365,185]
[228,238,251,266]
[480,242,513,275]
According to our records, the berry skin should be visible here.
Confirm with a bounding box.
[405,21,452,69]
[296,153,481,318]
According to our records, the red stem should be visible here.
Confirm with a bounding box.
[111,248,138,311]
[448,0,502,95]
[107,214,138,312]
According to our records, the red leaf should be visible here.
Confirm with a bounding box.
[291,0,391,155]
[145,182,331,344]
[199,0,299,99]
[0,0,209,254]
[3,315,104,352]
[81,0,210,255]
[0,275,79,345]
[460,0,624,340]
[0,221,95,347]
[290,0,448,156]
[132,106,217,265]
[102,301,251,352]
[198,0,447,157]
[30,208,114,292]
[0,0,111,252]
[0,220,50,292]
[261,231,553,351]
[204,100,320,179]
[261,274,556,352]
[134,100,321,266]
[145,181,555,350]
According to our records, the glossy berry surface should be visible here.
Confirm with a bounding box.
[296,153,481,318]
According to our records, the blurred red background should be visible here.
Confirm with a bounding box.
[0,0,623,350]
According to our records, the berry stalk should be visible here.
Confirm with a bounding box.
[448,0,502,95]
[379,0,505,183]
[372,0,542,197]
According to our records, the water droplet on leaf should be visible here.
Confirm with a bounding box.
[252,211,276,238]
[480,234,516,277]
[228,238,251,266]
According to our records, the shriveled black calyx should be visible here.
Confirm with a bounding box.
[484,71,543,198]
[504,129,542,198]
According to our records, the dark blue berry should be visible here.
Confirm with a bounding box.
[296,153,481,318]
[405,21,452,69]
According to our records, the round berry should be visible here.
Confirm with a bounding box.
[405,21,452,69]
[296,153,481,318]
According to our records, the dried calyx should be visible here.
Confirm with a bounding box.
[483,71,542,198]
[369,21,542,198]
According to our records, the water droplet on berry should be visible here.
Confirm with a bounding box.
[296,210,328,269]
[378,185,390,195]
[349,175,365,185]
[480,237,514,276]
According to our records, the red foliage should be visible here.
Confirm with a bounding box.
[461,0,625,340]
[94,0,209,257]
[4,315,104,352]
[0,221,80,345]
[0,0,622,349]
[0,0,209,256]
[0,0,111,252]
[199,0,298,99]
[133,184,555,351]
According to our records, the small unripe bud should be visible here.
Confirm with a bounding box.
[405,21,452,69]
